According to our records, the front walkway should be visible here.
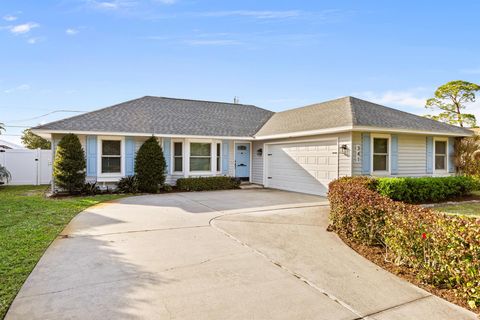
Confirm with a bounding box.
[6,189,476,319]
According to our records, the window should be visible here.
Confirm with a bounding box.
[216,143,221,172]
[101,140,121,173]
[435,140,447,170]
[173,142,183,172]
[373,138,389,172]
[190,143,211,171]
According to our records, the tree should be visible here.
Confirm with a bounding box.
[53,134,86,194]
[21,129,51,149]
[454,135,480,176]
[135,136,166,193]
[425,80,480,127]
[0,164,11,184]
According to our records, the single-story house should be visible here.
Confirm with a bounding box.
[32,96,473,196]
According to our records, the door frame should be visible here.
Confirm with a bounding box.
[233,141,252,182]
[263,137,339,188]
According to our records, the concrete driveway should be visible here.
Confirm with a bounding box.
[6,189,476,320]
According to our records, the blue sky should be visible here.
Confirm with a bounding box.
[1,0,479,145]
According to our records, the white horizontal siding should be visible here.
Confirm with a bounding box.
[251,140,264,184]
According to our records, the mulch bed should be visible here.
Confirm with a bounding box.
[336,233,473,312]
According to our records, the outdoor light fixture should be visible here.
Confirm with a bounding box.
[340,144,349,155]
[257,148,263,156]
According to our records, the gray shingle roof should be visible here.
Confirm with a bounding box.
[255,96,472,137]
[33,96,274,137]
[34,95,472,138]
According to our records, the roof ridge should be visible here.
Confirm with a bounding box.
[348,96,471,132]
[144,95,266,109]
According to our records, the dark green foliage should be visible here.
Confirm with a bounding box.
[176,176,240,191]
[375,176,477,203]
[135,137,166,193]
[81,182,100,195]
[53,134,86,194]
[328,177,480,310]
[163,184,173,192]
[116,175,139,194]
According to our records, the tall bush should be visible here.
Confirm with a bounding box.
[455,135,480,176]
[135,136,166,193]
[53,134,86,194]
[328,177,480,310]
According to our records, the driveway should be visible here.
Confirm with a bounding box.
[6,189,476,320]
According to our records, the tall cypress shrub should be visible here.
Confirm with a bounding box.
[135,136,166,193]
[53,134,86,194]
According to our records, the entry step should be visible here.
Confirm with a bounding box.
[239,183,264,190]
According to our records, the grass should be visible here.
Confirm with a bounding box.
[0,185,126,319]
[435,202,480,217]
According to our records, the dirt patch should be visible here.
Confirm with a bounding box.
[337,234,473,313]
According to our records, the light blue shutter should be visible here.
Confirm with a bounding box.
[391,135,398,175]
[86,136,97,177]
[125,137,135,176]
[163,138,171,174]
[222,140,229,175]
[426,137,433,174]
[361,133,371,175]
[448,137,455,173]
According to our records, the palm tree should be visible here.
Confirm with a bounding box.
[0,164,11,184]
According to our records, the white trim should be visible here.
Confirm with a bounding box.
[233,141,252,182]
[32,129,254,140]
[255,126,353,140]
[433,137,448,174]
[97,136,125,178]
[371,133,391,176]
[171,139,184,175]
[353,126,472,137]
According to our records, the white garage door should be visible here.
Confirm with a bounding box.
[265,140,339,196]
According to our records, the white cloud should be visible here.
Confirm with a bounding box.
[194,10,302,19]
[4,84,30,93]
[9,22,39,35]
[66,28,79,35]
[354,89,428,110]
[87,0,138,10]
[184,39,242,46]
[3,15,17,22]
[27,37,43,44]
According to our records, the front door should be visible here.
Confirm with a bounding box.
[235,143,250,181]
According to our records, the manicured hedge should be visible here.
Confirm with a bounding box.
[176,176,240,192]
[328,177,480,310]
[375,176,477,203]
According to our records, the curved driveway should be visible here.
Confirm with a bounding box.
[6,189,476,319]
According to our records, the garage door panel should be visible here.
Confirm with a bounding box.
[266,140,338,196]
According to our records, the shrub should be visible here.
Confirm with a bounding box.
[328,177,480,310]
[53,134,86,194]
[163,184,173,192]
[176,176,240,192]
[375,176,477,203]
[81,182,100,195]
[116,176,139,194]
[135,137,166,193]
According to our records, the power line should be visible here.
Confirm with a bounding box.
[6,110,84,123]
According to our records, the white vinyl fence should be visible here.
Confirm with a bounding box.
[0,149,52,185]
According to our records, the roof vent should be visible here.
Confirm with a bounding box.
[233,96,240,104]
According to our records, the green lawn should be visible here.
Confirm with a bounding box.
[0,185,126,319]
[435,202,480,217]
